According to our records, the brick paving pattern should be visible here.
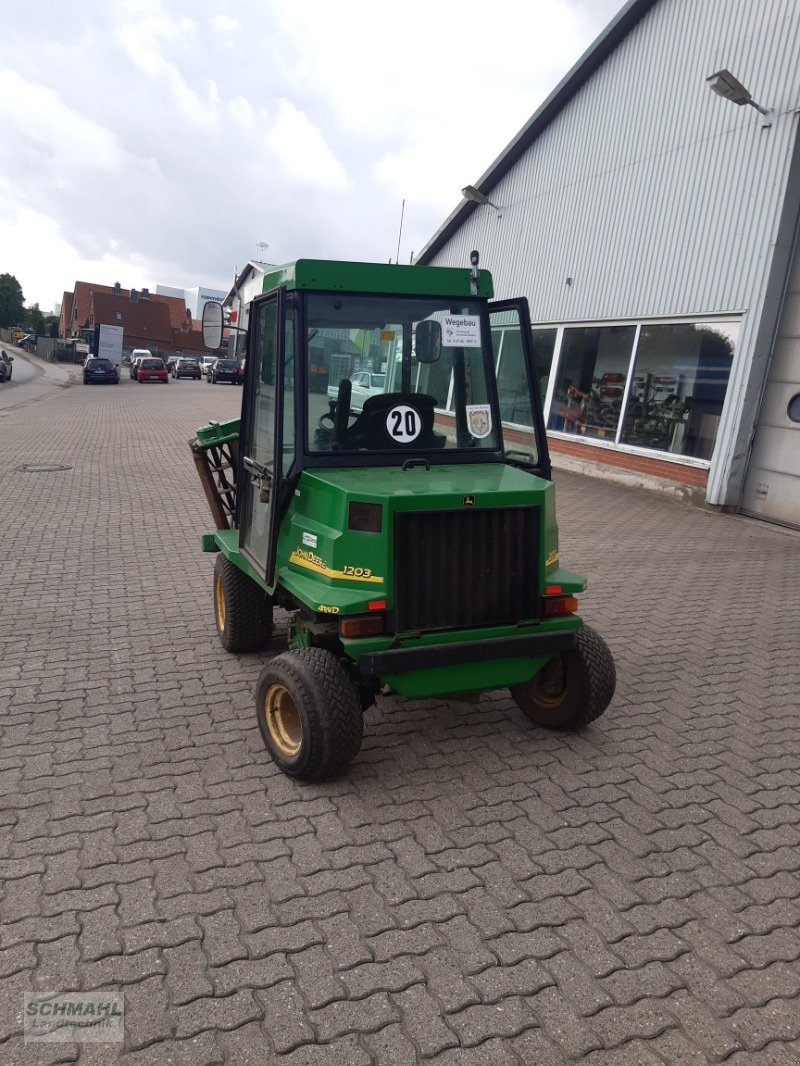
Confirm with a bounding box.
[1,373,799,1063]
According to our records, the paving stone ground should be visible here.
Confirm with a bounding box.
[1,371,799,1064]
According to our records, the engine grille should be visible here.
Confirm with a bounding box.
[394,507,538,633]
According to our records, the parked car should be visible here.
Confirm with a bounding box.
[174,357,202,380]
[0,349,12,382]
[137,357,168,383]
[200,354,218,375]
[18,334,36,351]
[166,355,180,375]
[83,357,119,385]
[208,358,242,384]
[326,371,386,411]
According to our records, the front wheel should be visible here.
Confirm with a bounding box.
[510,624,615,730]
[255,648,364,781]
[213,555,274,653]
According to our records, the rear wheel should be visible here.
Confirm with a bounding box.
[213,554,274,653]
[511,624,615,730]
[255,648,363,781]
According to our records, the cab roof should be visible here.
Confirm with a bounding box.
[259,259,494,299]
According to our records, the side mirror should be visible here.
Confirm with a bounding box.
[202,302,224,351]
[415,320,442,364]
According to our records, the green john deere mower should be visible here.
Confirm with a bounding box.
[192,255,615,780]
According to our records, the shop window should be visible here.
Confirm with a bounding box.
[547,326,636,440]
[532,329,557,403]
[619,322,737,459]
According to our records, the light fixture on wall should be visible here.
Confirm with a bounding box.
[461,185,502,219]
[706,69,773,128]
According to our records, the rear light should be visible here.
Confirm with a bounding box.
[541,595,579,618]
[339,614,385,638]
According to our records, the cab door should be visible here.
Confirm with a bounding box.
[489,298,552,480]
[239,290,286,586]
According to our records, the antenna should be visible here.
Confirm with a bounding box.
[395,200,405,265]
[256,241,269,262]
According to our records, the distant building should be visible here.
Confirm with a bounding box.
[60,281,188,340]
[185,286,226,321]
[55,279,219,356]
[222,262,275,360]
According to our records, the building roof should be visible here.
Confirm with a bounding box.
[416,0,657,264]
[89,292,172,348]
[69,280,188,332]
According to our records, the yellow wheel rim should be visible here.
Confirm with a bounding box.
[530,655,568,708]
[214,571,226,632]
[263,684,303,758]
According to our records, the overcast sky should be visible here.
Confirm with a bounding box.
[1,0,622,312]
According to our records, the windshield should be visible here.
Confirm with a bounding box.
[305,293,500,454]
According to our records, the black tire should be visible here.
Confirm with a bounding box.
[510,624,615,730]
[213,554,274,653]
[255,648,363,781]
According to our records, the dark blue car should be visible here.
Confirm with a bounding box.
[83,357,119,385]
[208,358,242,385]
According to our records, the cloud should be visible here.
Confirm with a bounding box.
[0,0,623,306]
[269,100,348,188]
[213,14,240,33]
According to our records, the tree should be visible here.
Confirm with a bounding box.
[0,274,25,328]
[25,302,46,335]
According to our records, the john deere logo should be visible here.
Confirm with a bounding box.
[463,495,475,506]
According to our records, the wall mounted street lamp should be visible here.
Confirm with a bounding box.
[706,69,773,128]
[461,185,502,219]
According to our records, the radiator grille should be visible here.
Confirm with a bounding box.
[394,507,538,633]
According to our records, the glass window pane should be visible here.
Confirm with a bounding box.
[532,328,557,403]
[241,300,278,563]
[305,294,500,453]
[495,328,531,426]
[620,321,737,458]
[282,309,295,476]
[548,326,635,441]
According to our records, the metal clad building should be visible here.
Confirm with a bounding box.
[418,0,800,527]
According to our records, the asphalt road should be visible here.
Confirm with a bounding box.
[0,347,38,386]
[1,377,799,1062]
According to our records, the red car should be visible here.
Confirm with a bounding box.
[137,357,169,383]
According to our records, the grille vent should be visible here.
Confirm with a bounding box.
[394,507,537,633]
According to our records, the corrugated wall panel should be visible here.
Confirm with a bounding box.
[427,0,800,505]
[435,0,800,317]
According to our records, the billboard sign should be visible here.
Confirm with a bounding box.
[97,324,124,366]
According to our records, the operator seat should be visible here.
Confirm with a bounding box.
[346,393,446,450]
